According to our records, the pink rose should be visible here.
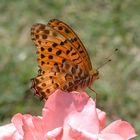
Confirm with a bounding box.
[0,90,136,140]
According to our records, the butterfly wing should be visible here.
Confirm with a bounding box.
[48,19,92,71]
[31,19,95,99]
[31,62,88,100]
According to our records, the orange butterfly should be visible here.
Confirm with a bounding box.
[31,19,99,100]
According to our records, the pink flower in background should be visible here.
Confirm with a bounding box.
[0,90,136,140]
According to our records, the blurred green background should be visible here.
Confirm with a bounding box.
[0,0,139,139]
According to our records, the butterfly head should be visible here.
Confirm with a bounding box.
[90,69,99,82]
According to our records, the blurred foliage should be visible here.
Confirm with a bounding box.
[0,0,140,139]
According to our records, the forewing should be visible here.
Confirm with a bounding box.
[48,19,92,71]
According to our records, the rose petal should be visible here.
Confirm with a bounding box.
[45,127,63,140]
[98,133,124,140]
[101,120,137,139]
[68,126,124,140]
[42,90,89,132]
[65,98,100,134]
[23,116,44,140]
[0,123,16,140]
[65,125,126,140]
[96,108,106,131]
[68,125,98,140]
[11,113,24,136]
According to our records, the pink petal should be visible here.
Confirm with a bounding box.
[68,126,124,140]
[12,113,37,137]
[45,127,63,140]
[96,108,106,131]
[68,126,98,140]
[22,116,44,140]
[12,113,46,140]
[11,113,24,136]
[101,120,137,139]
[64,98,100,134]
[69,127,125,140]
[0,124,16,140]
[98,133,124,140]
[0,123,22,140]
[42,90,89,132]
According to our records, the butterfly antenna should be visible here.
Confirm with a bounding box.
[97,48,118,70]
[97,59,111,70]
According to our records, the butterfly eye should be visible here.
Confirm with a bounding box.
[94,70,99,76]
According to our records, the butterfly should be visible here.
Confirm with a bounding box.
[31,19,99,100]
